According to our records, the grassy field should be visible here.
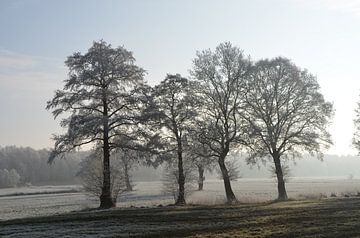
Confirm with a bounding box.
[2,178,360,221]
[2,197,360,237]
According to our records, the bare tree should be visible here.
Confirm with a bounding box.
[46,40,146,208]
[77,150,126,201]
[353,99,360,153]
[193,157,215,191]
[188,143,216,191]
[191,42,251,204]
[162,158,197,202]
[242,57,333,200]
[113,148,140,191]
[148,74,199,205]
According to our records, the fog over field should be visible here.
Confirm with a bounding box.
[137,155,360,180]
[3,0,360,237]
[1,150,360,221]
[2,178,360,221]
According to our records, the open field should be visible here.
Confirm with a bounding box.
[2,198,360,237]
[1,178,360,221]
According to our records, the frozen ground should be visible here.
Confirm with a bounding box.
[1,177,360,221]
[2,198,360,237]
[0,185,81,196]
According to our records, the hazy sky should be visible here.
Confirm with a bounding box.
[1,0,360,155]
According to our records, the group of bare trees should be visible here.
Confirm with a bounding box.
[47,40,333,208]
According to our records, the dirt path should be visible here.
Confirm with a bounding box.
[1,198,360,237]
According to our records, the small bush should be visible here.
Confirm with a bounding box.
[216,158,241,181]
[162,159,197,202]
[0,169,21,188]
[269,163,291,183]
[77,151,126,202]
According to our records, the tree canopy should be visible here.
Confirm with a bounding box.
[191,42,251,203]
[242,57,333,200]
[47,40,146,208]
[148,74,199,205]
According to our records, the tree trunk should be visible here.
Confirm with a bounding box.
[124,163,133,191]
[197,165,205,191]
[272,152,288,201]
[218,156,238,204]
[100,97,115,209]
[100,137,115,208]
[175,149,186,205]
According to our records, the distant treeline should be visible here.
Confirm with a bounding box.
[0,146,87,188]
[0,146,162,189]
[0,145,359,189]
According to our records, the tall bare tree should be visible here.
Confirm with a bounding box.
[46,40,146,208]
[191,42,251,204]
[243,57,333,200]
[149,74,199,205]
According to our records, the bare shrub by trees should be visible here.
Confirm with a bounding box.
[191,42,251,204]
[242,57,333,200]
[217,157,241,182]
[113,149,140,191]
[0,169,20,188]
[192,156,215,191]
[162,159,197,202]
[188,144,217,191]
[77,150,126,201]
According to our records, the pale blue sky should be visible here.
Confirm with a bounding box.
[1,0,360,155]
